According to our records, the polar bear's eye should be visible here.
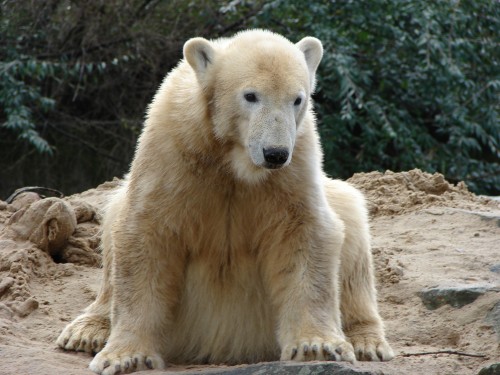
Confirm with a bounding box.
[294,97,302,106]
[244,93,258,103]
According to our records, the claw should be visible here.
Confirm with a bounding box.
[311,344,319,355]
[355,348,363,360]
[323,344,339,361]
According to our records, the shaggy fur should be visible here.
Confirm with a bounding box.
[57,29,394,375]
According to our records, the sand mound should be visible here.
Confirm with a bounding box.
[0,183,112,322]
[347,169,492,216]
[0,170,498,375]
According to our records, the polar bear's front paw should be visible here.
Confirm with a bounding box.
[280,336,356,363]
[349,334,394,362]
[89,344,165,375]
[57,313,110,353]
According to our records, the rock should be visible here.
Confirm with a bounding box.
[490,264,500,274]
[13,297,39,317]
[0,277,15,296]
[485,301,500,341]
[478,363,500,375]
[193,362,378,375]
[418,284,492,310]
[6,198,77,259]
[61,243,101,267]
[69,200,97,224]
[61,224,101,266]
[447,208,500,222]
[9,192,41,211]
[0,302,14,319]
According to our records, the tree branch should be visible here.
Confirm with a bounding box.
[47,123,128,166]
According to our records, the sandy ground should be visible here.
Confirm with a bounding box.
[0,169,498,375]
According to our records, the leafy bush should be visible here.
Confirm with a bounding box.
[249,0,500,194]
[0,0,263,197]
[1,0,498,195]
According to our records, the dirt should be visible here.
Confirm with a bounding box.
[0,169,498,375]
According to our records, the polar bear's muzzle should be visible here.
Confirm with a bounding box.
[246,110,296,171]
[262,147,290,169]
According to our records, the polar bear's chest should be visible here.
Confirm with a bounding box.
[178,188,281,258]
[166,256,279,363]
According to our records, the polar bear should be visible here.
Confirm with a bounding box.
[57,29,394,374]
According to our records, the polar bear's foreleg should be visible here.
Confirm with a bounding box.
[262,212,356,363]
[325,179,394,361]
[88,224,187,375]
[339,237,394,361]
[341,241,394,361]
[56,232,113,354]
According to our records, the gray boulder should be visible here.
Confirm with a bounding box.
[177,362,379,375]
[418,285,493,310]
[478,363,500,375]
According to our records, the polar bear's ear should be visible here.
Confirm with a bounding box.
[184,37,215,78]
[296,37,323,90]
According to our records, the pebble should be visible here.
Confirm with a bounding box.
[13,297,39,317]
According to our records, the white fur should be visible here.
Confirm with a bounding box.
[56,30,394,375]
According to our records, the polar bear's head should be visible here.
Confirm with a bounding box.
[184,30,323,183]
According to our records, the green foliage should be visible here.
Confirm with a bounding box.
[0,59,54,154]
[249,0,500,194]
[0,0,265,197]
[1,0,499,195]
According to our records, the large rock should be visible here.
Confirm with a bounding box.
[418,284,494,310]
[478,363,500,375]
[178,362,378,375]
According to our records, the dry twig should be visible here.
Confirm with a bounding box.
[401,350,487,359]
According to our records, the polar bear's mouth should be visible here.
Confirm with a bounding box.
[264,162,285,170]
[232,143,292,183]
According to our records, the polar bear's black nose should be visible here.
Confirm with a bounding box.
[263,147,289,166]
